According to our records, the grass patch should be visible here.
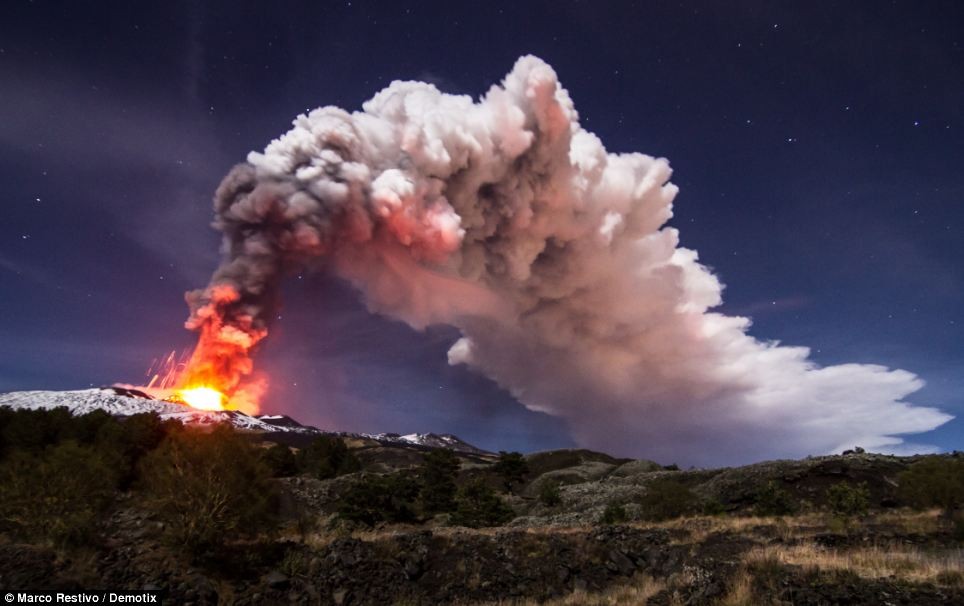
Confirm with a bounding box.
[472,574,666,605]
[746,543,964,586]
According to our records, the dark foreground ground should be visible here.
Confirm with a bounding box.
[3,508,963,605]
[0,406,962,605]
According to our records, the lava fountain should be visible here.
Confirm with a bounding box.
[143,284,266,415]
[173,386,228,411]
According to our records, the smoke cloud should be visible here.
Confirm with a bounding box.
[185,56,951,464]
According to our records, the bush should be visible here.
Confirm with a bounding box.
[600,501,628,524]
[826,482,870,517]
[297,436,360,480]
[637,478,700,521]
[0,441,118,545]
[338,472,420,526]
[450,478,514,528]
[898,457,964,517]
[492,451,529,493]
[753,481,798,516]
[139,425,276,557]
[538,479,562,507]
[70,409,116,444]
[418,449,460,515]
[94,412,175,487]
[701,499,726,516]
[262,443,298,477]
[0,407,76,455]
[955,512,964,541]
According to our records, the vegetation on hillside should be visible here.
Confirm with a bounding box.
[0,406,278,556]
[139,424,277,556]
[2,403,962,604]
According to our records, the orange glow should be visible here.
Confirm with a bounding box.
[142,284,268,414]
[174,386,227,411]
[175,283,267,415]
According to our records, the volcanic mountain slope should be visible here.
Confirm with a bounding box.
[0,388,490,454]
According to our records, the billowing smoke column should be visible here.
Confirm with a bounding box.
[185,56,951,463]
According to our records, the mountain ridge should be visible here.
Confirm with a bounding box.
[0,387,491,455]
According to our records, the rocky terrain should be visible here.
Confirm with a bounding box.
[0,392,962,605]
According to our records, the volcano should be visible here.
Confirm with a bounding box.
[0,387,490,455]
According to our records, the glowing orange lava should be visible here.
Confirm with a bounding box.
[174,386,227,411]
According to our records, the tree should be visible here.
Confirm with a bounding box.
[450,478,514,528]
[418,449,460,515]
[0,441,118,545]
[262,443,298,477]
[600,501,628,524]
[637,478,700,521]
[71,409,115,444]
[297,436,360,480]
[826,482,870,517]
[753,481,798,516]
[338,473,420,526]
[538,479,562,508]
[0,406,75,455]
[492,451,529,493]
[139,425,276,557]
[899,457,964,517]
[94,412,174,487]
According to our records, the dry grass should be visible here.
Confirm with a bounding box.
[295,520,593,550]
[746,542,964,586]
[871,508,943,534]
[641,512,825,544]
[294,508,945,547]
[471,574,667,605]
[641,508,945,544]
[717,570,754,606]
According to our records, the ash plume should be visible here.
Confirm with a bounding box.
[185,56,951,464]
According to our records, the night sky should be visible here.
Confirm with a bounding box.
[1,1,962,458]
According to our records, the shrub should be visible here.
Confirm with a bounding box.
[262,443,298,477]
[418,449,460,515]
[71,409,116,444]
[0,406,75,455]
[338,472,420,526]
[139,425,276,557]
[600,501,628,524]
[826,482,870,517]
[701,499,726,516]
[898,457,964,517]
[538,479,562,507]
[297,436,360,480]
[450,478,514,527]
[637,478,700,521]
[492,451,529,493]
[94,412,175,487]
[753,481,798,516]
[0,441,118,545]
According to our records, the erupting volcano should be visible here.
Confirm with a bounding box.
[142,283,266,414]
[176,283,268,414]
[170,386,226,412]
[134,55,949,464]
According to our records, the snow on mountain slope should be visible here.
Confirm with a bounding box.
[366,432,491,455]
[0,388,317,434]
[0,388,491,454]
